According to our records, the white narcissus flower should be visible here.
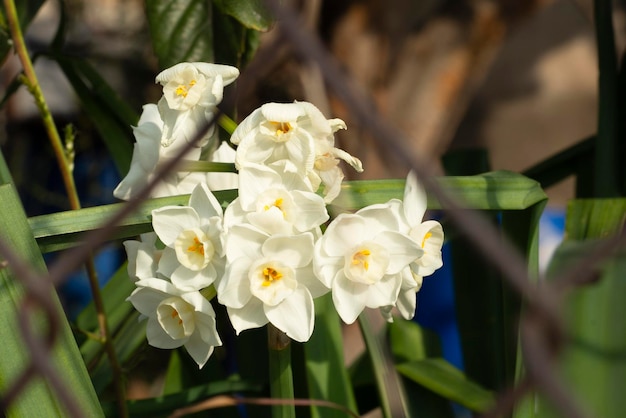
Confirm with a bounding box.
[218,225,326,342]
[113,104,206,200]
[156,62,239,112]
[385,172,444,321]
[123,232,162,282]
[152,183,225,291]
[156,62,239,148]
[303,103,362,203]
[231,102,328,177]
[224,162,329,236]
[127,278,221,368]
[313,201,423,324]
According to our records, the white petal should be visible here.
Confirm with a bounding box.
[403,171,427,224]
[261,233,315,268]
[321,213,367,257]
[157,247,179,278]
[396,288,417,321]
[227,299,268,335]
[331,147,363,172]
[218,258,253,308]
[230,107,263,145]
[246,209,293,235]
[224,224,266,262]
[113,144,149,200]
[294,264,330,298]
[185,332,214,368]
[171,264,216,291]
[127,287,164,317]
[313,239,341,288]
[264,286,314,342]
[260,102,306,122]
[152,206,200,247]
[192,62,239,85]
[332,271,368,324]
[290,191,329,232]
[189,182,223,221]
[365,273,402,308]
[376,231,423,275]
[356,201,403,234]
[237,164,279,210]
[146,316,186,349]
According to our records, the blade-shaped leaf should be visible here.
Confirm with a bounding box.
[539,241,626,417]
[304,294,358,418]
[101,379,263,417]
[0,182,102,417]
[396,358,495,413]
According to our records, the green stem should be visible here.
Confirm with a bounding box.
[3,1,127,416]
[268,324,295,418]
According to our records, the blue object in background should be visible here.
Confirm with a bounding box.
[55,154,124,319]
[414,243,463,370]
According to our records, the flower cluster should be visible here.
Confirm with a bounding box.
[121,62,443,368]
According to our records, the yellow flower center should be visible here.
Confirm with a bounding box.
[262,267,283,287]
[421,232,432,248]
[187,237,205,256]
[352,249,371,271]
[171,309,183,325]
[270,121,292,136]
[175,79,197,98]
[264,198,284,212]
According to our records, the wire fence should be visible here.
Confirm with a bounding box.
[0,1,622,417]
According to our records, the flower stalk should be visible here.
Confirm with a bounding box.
[3,1,127,416]
[268,324,295,418]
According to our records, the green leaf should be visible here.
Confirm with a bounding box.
[28,190,237,253]
[388,319,442,363]
[101,379,263,417]
[0,182,102,417]
[212,0,272,31]
[53,55,136,176]
[565,198,626,239]
[539,240,626,417]
[396,358,495,413]
[304,294,358,418]
[359,311,410,418]
[388,319,455,418]
[146,0,214,70]
[0,0,45,64]
[29,173,547,253]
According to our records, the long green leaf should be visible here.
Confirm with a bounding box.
[388,319,455,417]
[396,358,495,413]
[53,55,135,176]
[0,182,102,417]
[303,294,358,418]
[145,0,214,69]
[29,173,546,253]
[101,379,263,417]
